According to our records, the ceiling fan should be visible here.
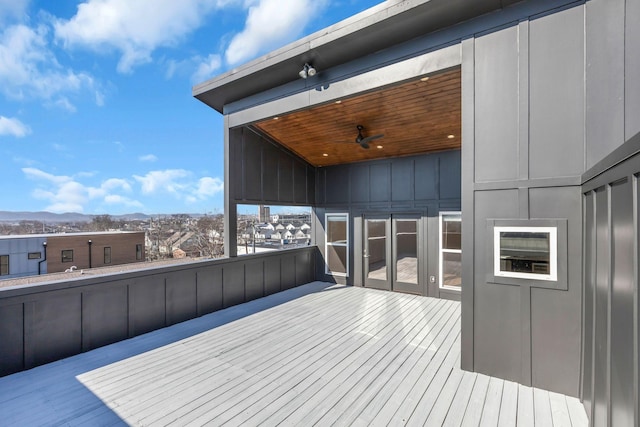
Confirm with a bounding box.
[355,125,384,149]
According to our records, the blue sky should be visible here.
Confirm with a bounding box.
[0,0,382,215]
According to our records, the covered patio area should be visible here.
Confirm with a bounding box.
[0,282,586,426]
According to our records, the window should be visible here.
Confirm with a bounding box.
[136,244,143,260]
[62,249,74,263]
[235,204,313,256]
[0,255,8,276]
[28,252,41,260]
[104,247,112,264]
[325,213,349,276]
[439,212,461,290]
[494,226,557,281]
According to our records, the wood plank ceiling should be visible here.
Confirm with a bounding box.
[253,66,461,167]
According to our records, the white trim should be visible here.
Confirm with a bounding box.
[439,211,462,291]
[325,213,349,277]
[493,226,558,281]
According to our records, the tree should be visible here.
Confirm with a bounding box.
[89,214,120,231]
[192,214,224,258]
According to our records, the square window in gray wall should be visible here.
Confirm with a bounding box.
[494,226,557,281]
[486,219,568,290]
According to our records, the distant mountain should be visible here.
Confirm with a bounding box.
[0,211,92,223]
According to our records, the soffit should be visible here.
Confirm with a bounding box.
[193,0,517,113]
[253,67,461,167]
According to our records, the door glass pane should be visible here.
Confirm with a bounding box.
[367,219,386,280]
[327,216,347,243]
[396,220,418,284]
[442,215,461,250]
[327,245,347,275]
[443,252,462,288]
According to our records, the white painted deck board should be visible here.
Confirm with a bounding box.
[326,301,459,426]
[0,282,587,426]
[478,376,504,427]
[461,373,491,427]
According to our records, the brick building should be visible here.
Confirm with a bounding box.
[0,231,145,278]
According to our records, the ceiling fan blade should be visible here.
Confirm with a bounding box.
[360,133,384,144]
[360,140,370,149]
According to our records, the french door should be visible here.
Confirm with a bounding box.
[363,214,422,294]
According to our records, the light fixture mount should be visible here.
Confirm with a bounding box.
[299,63,317,79]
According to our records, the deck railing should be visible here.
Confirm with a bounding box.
[0,246,316,377]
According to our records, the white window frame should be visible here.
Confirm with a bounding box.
[493,226,558,281]
[325,213,349,277]
[439,211,462,291]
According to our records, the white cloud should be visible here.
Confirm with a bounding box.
[54,0,231,73]
[195,176,224,198]
[225,0,327,65]
[133,169,223,202]
[134,169,190,195]
[22,167,140,213]
[0,0,29,25]
[192,53,221,83]
[0,23,103,106]
[139,154,158,162]
[0,115,30,137]
[52,97,77,113]
[104,194,143,207]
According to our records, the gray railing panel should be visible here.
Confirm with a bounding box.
[0,247,316,377]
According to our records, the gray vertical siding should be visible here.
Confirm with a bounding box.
[463,0,639,399]
[586,0,625,170]
[626,0,640,140]
[206,0,638,421]
[0,247,316,377]
[316,151,461,300]
[581,133,640,427]
[230,126,315,206]
[473,25,519,183]
[463,4,585,396]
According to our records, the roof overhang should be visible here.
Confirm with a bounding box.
[193,0,523,113]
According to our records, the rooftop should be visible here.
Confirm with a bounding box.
[0,231,143,240]
[192,0,523,113]
[0,282,587,425]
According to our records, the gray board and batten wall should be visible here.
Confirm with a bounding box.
[212,0,640,423]
[581,132,640,427]
[0,1,637,426]
[461,0,639,411]
[218,0,593,398]
[314,150,461,300]
[0,247,315,377]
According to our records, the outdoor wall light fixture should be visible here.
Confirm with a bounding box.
[299,63,317,79]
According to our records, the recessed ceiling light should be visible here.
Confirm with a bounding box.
[273,117,279,120]
[322,153,329,157]
[376,145,383,149]
[447,134,455,139]
[335,100,342,104]
[420,76,430,82]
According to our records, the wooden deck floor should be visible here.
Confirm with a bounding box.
[0,282,587,426]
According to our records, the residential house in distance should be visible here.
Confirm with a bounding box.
[0,231,145,279]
